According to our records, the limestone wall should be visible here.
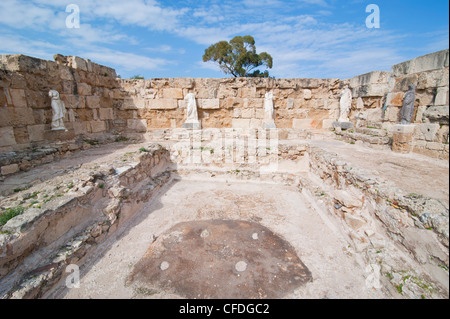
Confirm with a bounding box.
[115,77,344,132]
[1,49,449,176]
[388,50,449,159]
[0,54,119,155]
[348,50,449,159]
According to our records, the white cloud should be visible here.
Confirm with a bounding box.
[80,49,174,72]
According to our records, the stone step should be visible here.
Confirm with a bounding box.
[354,127,388,137]
[340,131,392,145]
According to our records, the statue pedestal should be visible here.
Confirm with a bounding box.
[392,124,416,154]
[44,128,74,142]
[263,122,276,129]
[332,121,354,131]
[182,121,202,130]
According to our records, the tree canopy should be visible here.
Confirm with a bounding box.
[202,35,273,78]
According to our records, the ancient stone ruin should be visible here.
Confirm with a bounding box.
[0,50,448,299]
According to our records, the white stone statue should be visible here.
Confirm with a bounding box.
[185,93,198,123]
[182,93,201,129]
[49,90,67,131]
[264,92,276,128]
[338,86,352,122]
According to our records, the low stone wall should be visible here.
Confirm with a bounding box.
[309,145,449,249]
[0,144,171,298]
[308,145,449,298]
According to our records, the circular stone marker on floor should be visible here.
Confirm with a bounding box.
[235,261,247,272]
[160,261,170,271]
[127,219,312,299]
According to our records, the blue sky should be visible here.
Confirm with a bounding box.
[0,0,448,79]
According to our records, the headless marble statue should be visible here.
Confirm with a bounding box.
[400,84,416,125]
[182,93,201,129]
[49,90,67,131]
[264,91,276,129]
[338,86,352,122]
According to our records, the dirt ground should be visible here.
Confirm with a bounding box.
[47,178,390,299]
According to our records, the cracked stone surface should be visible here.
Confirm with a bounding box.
[127,219,312,299]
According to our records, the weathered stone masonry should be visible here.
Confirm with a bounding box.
[0,49,449,178]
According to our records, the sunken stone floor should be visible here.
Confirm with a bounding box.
[46,178,388,299]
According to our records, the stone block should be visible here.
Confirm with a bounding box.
[255,108,264,119]
[232,119,250,129]
[85,96,100,108]
[418,123,440,141]
[392,124,415,154]
[350,71,390,88]
[392,140,413,154]
[162,88,183,99]
[13,126,29,144]
[392,49,449,76]
[393,124,416,134]
[25,90,48,109]
[385,106,400,123]
[173,78,195,89]
[0,107,35,127]
[250,119,263,129]
[73,121,89,135]
[44,129,75,141]
[422,105,449,124]
[352,84,389,98]
[182,122,202,130]
[198,99,220,110]
[240,87,257,98]
[222,97,243,109]
[297,78,321,89]
[263,122,276,129]
[99,97,113,108]
[60,94,84,109]
[1,164,19,176]
[27,124,46,142]
[9,88,27,107]
[417,68,449,90]
[322,119,335,129]
[332,122,354,130]
[393,131,413,143]
[77,83,92,96]
[286,98,294,109]
[240,108,255,119]
[386,92,404,107]
[127,119,147,132]
[426,142,445,151]
[293,119,315,129]
[356,97,364,109]
[344,213,366,230]
[303,89,312,100]
[69,56,88,71]
[147,99,178,110]
[434,87,449,106]
[0,127,16,146]
[89,120,107,133]
[1,88,11,107]
[99,108,114,120]
[277,79,297,89]
[58,66,74,81]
